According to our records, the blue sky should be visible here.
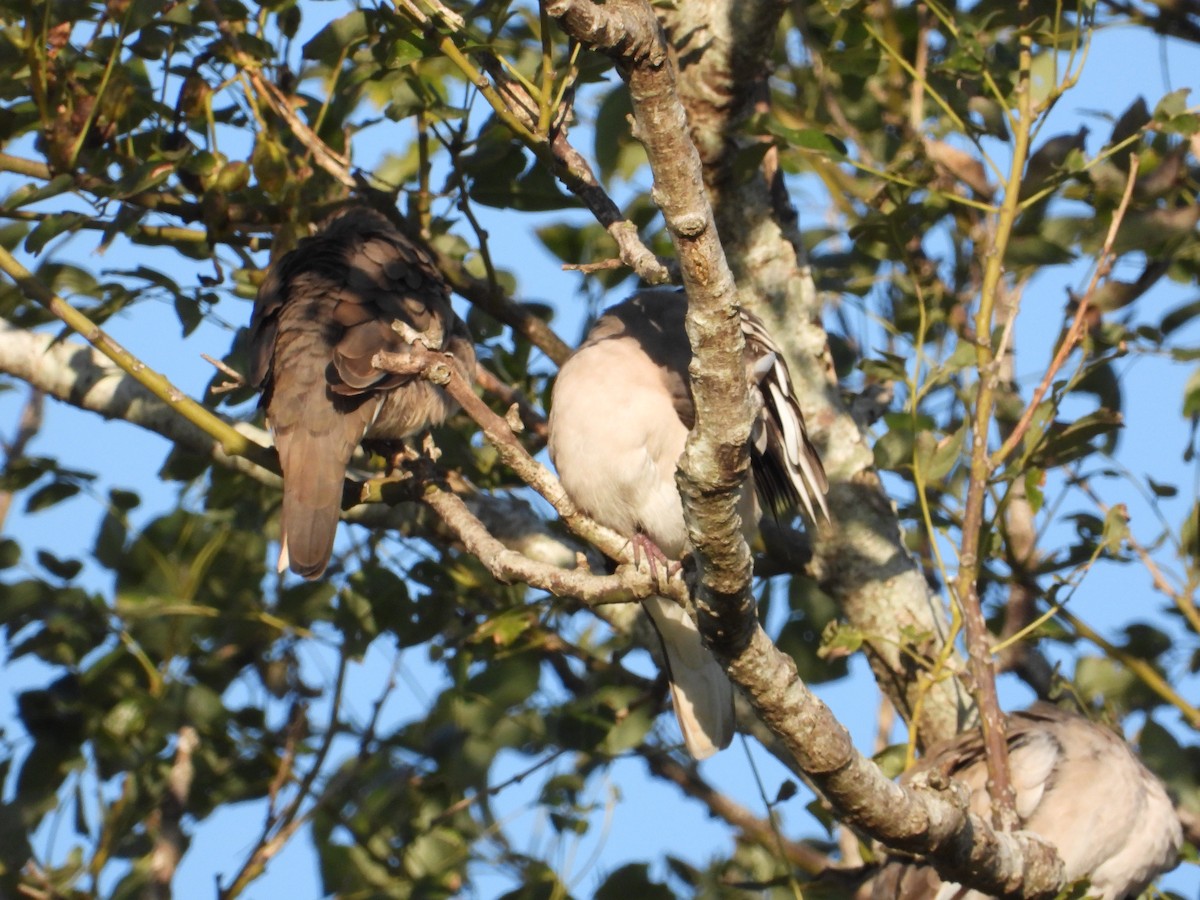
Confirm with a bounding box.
[1,9,1198,899]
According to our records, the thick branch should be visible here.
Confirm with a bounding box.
[0,318,276,484]
[543,3,1070,896]
[728,624,1065,898]
[660,0,973,744]
[548,0,759,659]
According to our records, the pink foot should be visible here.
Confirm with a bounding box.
[631,533,681,587]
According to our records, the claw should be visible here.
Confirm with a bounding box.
[631,533,681,590]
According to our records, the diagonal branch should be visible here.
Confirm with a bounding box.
[544,1,1069,896]
[547,0,759,652]
[659,0,974,746]
[0,246,275,471]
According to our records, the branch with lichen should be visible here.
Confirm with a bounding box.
[542,0,1075,895]
[0,245,275,471]
[659,0,974,746]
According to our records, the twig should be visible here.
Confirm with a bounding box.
[1075,476,1200,646]
[147,726,199,900]
[201,353,246,395]
[429,750,567,826]
[991,155,1141,469]
[473,363,548,441]
[243,70,355,189]
[643,749,831,875]
[0,387,44,530]
[562,257,625,273]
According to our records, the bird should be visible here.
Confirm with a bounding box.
[870,703,1182,900]
[249,206,475,579]
[547,289,828,758]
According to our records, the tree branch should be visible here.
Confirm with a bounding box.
[147,726,199,900]
[0,246,276,471]
[659,0,974,745]
[548,0,760,656]
[0,318,276,485]
[543,2,1070,895]
[0,385,44,530]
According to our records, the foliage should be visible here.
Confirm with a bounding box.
[0,0,1197,897]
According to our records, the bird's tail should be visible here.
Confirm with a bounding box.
[642,596,734,759]
[275,428,352,579]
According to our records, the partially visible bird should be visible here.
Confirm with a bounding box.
[249,206,475,578]
[547,289,828,758]
[871,703,1182,900]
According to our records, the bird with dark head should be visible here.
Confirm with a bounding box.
[548,289,828,758]
[250,206,475,579]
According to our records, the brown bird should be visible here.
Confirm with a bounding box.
[547,290,827,758]
[871,703,1182,900]
[249,206,475,578]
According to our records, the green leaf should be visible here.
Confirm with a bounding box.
[1100,504,1130,555]
[921,423,966,481]
[35,550,82,581]
[1161,297,1200,336]
[302,11,369,62]
[1183,368,1200,417]
[766,122,848,160]
[24,481,81,513]
[1003,234,1076,267]
[470,607,536,647]
[1074,655,1160,711]
[1146,477,1177,498]
[595,864,676,900]
[24,212,87,254]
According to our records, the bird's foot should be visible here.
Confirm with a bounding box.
[362,439,418,476]
[631,533,682,591]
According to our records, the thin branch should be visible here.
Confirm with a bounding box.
[951,0,1040,831]
[0,386,45,530]
[147,727,199,900]
[643,749,832,875]
[473,362,548,442]
[242,69,355,189]
[991,156,1142,469]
